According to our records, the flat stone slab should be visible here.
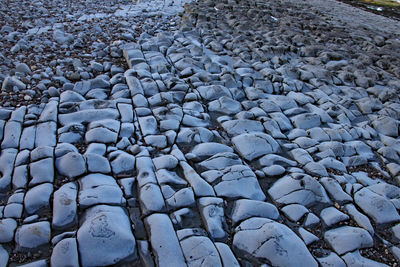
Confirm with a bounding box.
[324,226,373,255]
[233,217,318,266]
[77,205,137,266]
[232,132,279,161]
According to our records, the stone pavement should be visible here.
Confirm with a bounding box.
[1,0,400,266]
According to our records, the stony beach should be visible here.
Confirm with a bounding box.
[0,0,400,266]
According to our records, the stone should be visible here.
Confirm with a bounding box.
[281,204,309,222]
[52,182,78,230]
[24,183,53,214]
[268,174,331,207]
[317,252,346,267]
[86,153,111,173]
[320,177,352,204]
[138,116,158,136]
[0,245,8,267]
[1,76,26,91]
[342,250,388,266]
[304,162,328,177]
[139,183,166,216]
[233,218,317,266]
[78,205,137,266]
[186,142,233,162]
[354,187,400,224]
[144,213,186,267]
[372,115,398,137]
[221,119,264,136]
[0,218,17,242]
[231,199,279,225]
[320,207,349,227]
[324,226,373,255]
[232,132,279,161]
[51,238,79,267]
[1,121,22,149]
[291,113,321,129]
[56,152,86,178]
[197,152,242,171]
[29,158,54,186]
[298,227,319,245]
[85,127,118,144]
[180,161,215,197]
[180,235,222,266]
[344,204,374,234]
[198,197,228,241]
[0,149,17,191]
[78,174,125,208]
[110,151,135,176]
[153,155,178,170]
[215,242,240,267]
[213,165,266,200]
[15,221,51,250]
[208,96,242,115]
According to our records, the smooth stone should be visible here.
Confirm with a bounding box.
[51,238,79,267]
[342,250,388,266]
[78,174,125,208]
[56,152,86,178]
[320,207,349,227]
[317,252,346,267]
[198,197,228,241]
[15,221,51,250]
[144,213,186,267]
[110,151,135,176]
[78,205,137,266]
[180,235,222,266]
[324,226,373,255]
[86,153,111,173]
[29,158,54,186]
[24,183,53,214]
[231,199,279,225]
[232,132,279,161]
[187,142,233,161]
[52,182,78,230]
[221,119,264,136]
[233,218,317,266]
[281,204,309,222]
[0,218,17,242]
[215,242,240,267]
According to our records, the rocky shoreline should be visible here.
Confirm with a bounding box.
[0,0,400,266]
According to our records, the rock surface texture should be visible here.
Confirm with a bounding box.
[0,0,400,265]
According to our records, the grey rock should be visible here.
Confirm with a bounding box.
[51,238,79,267]
[180,235,222,266]
[163,186,195,211]
[291,113,321,129]
[198,197,228,241]
[317,252,346,267]
[196,85,232,101]
[232,132,279,161]
[153,155,178,170]
[24,183,53,214]
[213,165,266,200]
[1,76,26,91]
[268,174,331,207]
[139,183,166,216]
[233,217,317,266]
[298,227,319,245]
[208,96,242,115]
[85,127,118,144]
[180,161,215,197]
[320,177,352,204]
[86,153,111,173]
[187,142,233,162]
[30,158,54,186]
[53,30,74,44]
[342,250,388,266]
[344,204,374,234]
[110,151,135,176]
[215,242,240,267]
[35,122,57,147]
[231,199,279,225]
[52,182,78,230]
[138,116,158,136]
[221,119,264,136]
[281,204,309,222]
[320,207,349,227]
[324,226,373,255]
[372,115,398,137]
[197,152,242,171]
[0,218,17,242]
[0,245,8,267]
[1,121,22,149]
[56,152,86,178]
[15,221,50,250]
[354,187,400,224]
[78,174,125,208]
[77,205,137,266]
[0,149,17,191]
[144,213,186,267]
